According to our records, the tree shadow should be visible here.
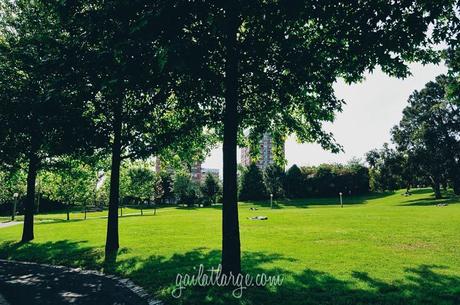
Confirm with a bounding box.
[350,265,460,305]
[0,244,146,305]
[112,249,460,305]
[408,188,436,195]
[401,197,459,206]
[400,191,459,206]
[0,240,103,270]
[0,241,459,305]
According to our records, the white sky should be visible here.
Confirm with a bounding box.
[203,62,447,173]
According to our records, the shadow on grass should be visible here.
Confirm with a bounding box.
[400,190,459,206]
[401,196,459,206]
[1,240,459,305]
[0,240,104,270]
[408,188,436,195]
[241,191,396,209]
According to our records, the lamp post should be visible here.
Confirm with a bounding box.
[12,193,19,221]
[339,192,343,208]
[270,193,273,209]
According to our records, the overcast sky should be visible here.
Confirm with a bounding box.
[202,62,447,172]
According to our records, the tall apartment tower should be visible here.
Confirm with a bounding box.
[240,132,284,170]
[190,162,202,182]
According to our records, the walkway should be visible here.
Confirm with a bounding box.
[0,260,162,305]
[0,222,20,229]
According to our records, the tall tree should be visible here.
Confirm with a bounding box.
[392,75,460,197]
[445,21,460,194]
[239,164,268,201]
[55,0,210,253]
[173,0,457,273]
[0,0,95,241]
[201,173,221,206]
[285,165,305,198]
[264,164,286,199]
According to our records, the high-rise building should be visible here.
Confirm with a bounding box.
[191,162,202,182]
[156,157,198,175]
[157,157,205,182]
[240,132,284,170]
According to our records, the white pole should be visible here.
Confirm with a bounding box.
[339,192,343,208]
[12,193,18,221]
[270,194,273,209]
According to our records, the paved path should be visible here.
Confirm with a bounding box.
[0,222,20,229]
[0,260,161,305]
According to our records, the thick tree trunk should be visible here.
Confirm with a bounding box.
[105,99,122,254]
[21,150,38,242]
[221,1,241,275]
[453,179,460,195]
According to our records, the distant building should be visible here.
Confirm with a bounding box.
[240,132,284,170]
[191,162,202,182]
[240,146,251,168]
[156,158,203,182]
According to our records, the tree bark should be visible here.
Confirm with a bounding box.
[21,149,39,242]
[453,179,460,195]
[451,165,460,195]
[431,177,442,199]
[105,99,122,254]
[221,1,241,275]
[441,180,448,191]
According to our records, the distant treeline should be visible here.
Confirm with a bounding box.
[1,159,373,214]
[0,159,222,216]
[238,161,370,201]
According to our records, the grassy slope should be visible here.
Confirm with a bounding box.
[0,188,459,304]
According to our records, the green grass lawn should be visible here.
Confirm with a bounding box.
[1,188,459,304]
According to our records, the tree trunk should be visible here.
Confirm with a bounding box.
[451,165,460,195]
[221,1,241,275]
[431,177,442,199]
[441,180,448,191]
[105,99,122,254]
[21,150,39,242]
[453,180,460,195]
